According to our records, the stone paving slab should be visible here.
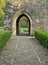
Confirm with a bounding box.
[0,36,48,65]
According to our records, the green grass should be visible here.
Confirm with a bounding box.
[20,27,28,32]
[0,30,12,48]
[35,30,48,49]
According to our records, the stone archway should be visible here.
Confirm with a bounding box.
[16,14,30,35]
[12,10,33,36]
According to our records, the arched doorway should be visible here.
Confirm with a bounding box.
[12,10,33,36]
[16,14,30,36]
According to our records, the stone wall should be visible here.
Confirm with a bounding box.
[4,0,48,35]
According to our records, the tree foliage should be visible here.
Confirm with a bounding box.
[0,0,9,27]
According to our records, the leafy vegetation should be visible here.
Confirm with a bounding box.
[0,0,9,27]
[0,30,12,48]
[20,20,28,28]
[35,30,48,49]
[0,21,4,27]
[20,20,29,32]
[0,27,4,31]
[20,28,28,32]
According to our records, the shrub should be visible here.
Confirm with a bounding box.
[0,30,12,48]
[0,27,4,31]
[35,30,48,49]
[0,20,4,27]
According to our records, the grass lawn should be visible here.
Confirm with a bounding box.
[20,27,28,32]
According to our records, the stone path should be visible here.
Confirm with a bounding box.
[0,36,48,65]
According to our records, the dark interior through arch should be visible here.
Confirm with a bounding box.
[16,14,30,36]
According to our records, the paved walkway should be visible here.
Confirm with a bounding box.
[0,36,48,65]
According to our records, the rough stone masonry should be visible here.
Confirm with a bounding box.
[4,0,48,35]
